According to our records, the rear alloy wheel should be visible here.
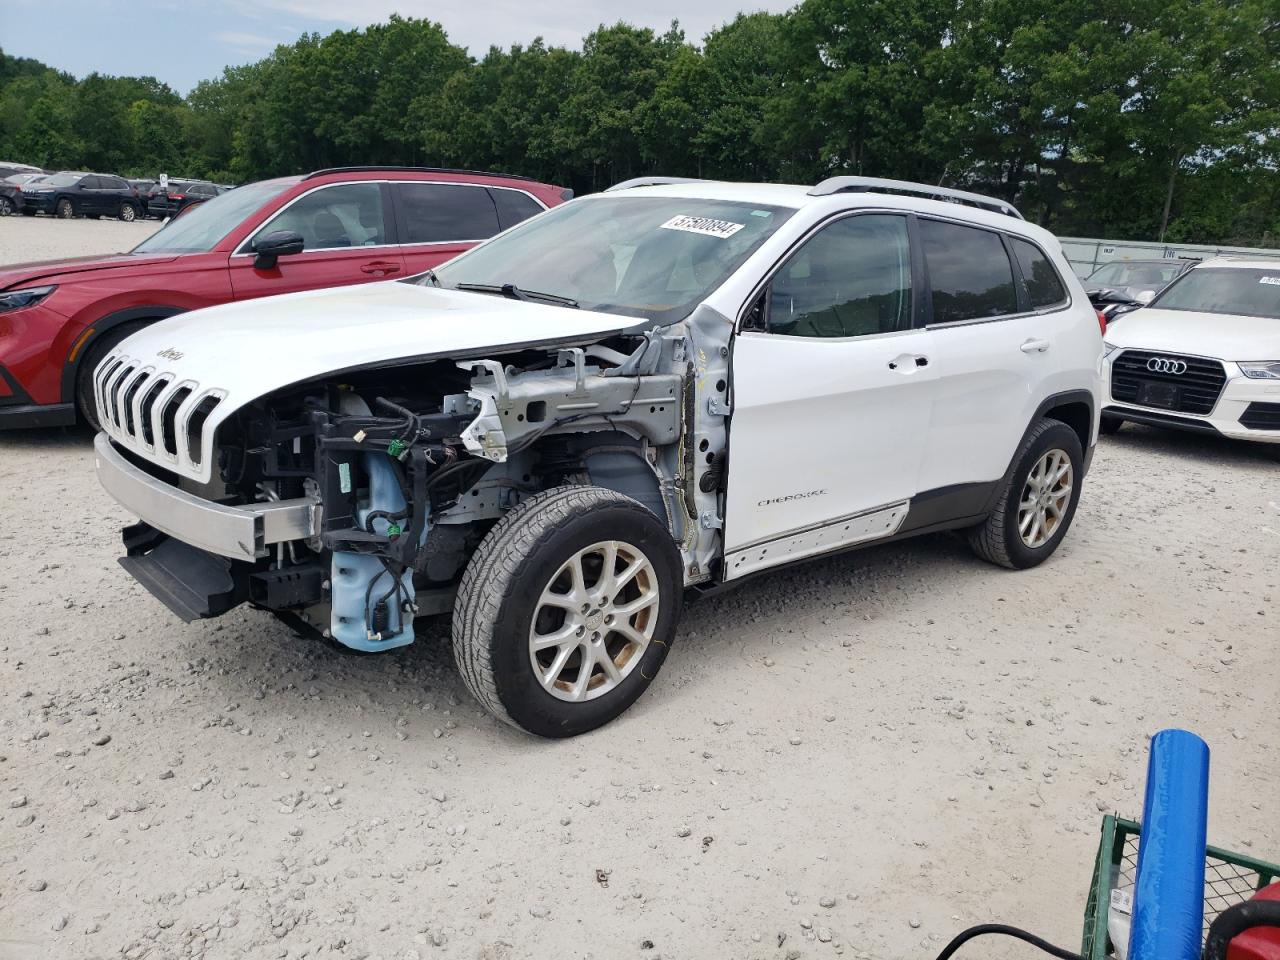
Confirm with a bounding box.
[452,485,681,737]
[0,197,12,217]
[56,198,74,219]
[968,417,1084,570]
[118,203,136,222]
[1016,449,1074,549]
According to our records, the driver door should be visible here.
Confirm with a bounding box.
[722,213,937,579]
[228,182,405,300]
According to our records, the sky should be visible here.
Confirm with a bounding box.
[1,0,794,95]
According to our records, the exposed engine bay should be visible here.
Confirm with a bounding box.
[106,307,734,652]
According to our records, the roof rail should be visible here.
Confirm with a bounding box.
[304,166,540,183]
[605,176,708,192]
[808,176,1023,220]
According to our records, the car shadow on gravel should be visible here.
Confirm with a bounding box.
[161,529,978,739]
[0,424,94,451]
[1104,422,1278,466]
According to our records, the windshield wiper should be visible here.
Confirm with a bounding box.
[454,282,579,309]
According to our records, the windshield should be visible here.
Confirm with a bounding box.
[1089,261,1186,287]
[41,173,83,187]
[425,196,794,323]
[1150,267,1280,320]
[132,179,297,255]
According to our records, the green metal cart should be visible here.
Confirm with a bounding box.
[1082,815,1280,959]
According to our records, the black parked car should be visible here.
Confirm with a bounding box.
[1,172,49,215]
[19,171,143,221]
[0,162,43,180]
[0,178,26,217]
[146,180,221,218]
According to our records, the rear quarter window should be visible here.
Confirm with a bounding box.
[489,188,544,230]
[1011,237,1068,309]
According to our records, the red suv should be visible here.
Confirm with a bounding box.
[0,167,569,429]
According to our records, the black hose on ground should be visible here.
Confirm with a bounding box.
[933,923,1082,960]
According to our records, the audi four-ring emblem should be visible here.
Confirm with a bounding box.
[1146,357,1187,375]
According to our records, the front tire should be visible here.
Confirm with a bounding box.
[0,197,12,217]
[968,418,1084,570]
[452,485,682,738]
[74,322,147,430]
[56,198,74,219]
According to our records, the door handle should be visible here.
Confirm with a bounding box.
[888,354,929,371]
[1020,338,1051,354]
[361,261,402,275]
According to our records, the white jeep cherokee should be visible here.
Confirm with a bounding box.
[93,176,1103,736]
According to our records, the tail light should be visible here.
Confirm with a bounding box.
[1096,310,1107,335]
[170,193,185,200]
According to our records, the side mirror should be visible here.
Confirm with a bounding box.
[252,230,305,270]
[1094,288,1133,304]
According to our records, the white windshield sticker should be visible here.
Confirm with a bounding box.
[1259,276,1280,285]
[660,214,745,239]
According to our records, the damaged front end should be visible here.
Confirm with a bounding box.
[95,311,733,652]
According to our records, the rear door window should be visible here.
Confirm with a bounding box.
[489,188,544,230]
[1010,238,1067,309]
[920,219,1018,323]
[393,182,500,244]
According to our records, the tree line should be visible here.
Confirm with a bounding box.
[1,0,1277,245]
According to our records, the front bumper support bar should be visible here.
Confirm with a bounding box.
[94,432,319,563]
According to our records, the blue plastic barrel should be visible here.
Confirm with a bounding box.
[1128,728,1210,960]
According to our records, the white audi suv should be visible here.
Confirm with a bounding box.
[1101,258,1280,456]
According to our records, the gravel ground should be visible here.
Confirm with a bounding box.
[1,217,1277,960]
[0,214,159,262]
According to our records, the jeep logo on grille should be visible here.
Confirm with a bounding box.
[156,347,184,362]
[1146,356,1187,375]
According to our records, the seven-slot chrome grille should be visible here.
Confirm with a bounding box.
[93,352,226,481]
[1110,349,1227,416]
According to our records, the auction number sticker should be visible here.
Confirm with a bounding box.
[660,214,745,239]
[1259,276,1280,285]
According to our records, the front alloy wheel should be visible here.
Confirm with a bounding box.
[453,485,681,737]
[530,540,661,702]
[56,198,74,219]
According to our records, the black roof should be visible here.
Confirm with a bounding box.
[303,166,540,183]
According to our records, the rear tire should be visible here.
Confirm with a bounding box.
[74,322,147,430]
[0,197,12,217]
[452,485,681,738]
[968,418,1084,570]
[56,198,74,219]
[118,203,136,222]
